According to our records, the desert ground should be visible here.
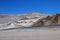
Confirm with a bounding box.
[0,26,60,40]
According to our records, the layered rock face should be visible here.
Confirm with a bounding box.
[45,14,60,25]
[33,14,60,26]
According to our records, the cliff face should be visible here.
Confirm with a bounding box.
[47,14,60,25]
[44,14,58,25]
[32,14,60,26]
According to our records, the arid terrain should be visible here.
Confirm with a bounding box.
[0,12,60,40]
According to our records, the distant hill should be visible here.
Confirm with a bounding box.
[0,12,60,29]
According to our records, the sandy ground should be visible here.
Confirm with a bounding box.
[0,28,60,40]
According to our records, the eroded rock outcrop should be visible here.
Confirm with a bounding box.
[32,14,60,26]
[45,14,60,25]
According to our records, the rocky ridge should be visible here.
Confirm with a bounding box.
[0,12,60,29]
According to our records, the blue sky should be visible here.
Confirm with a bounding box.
[0,0,60,14]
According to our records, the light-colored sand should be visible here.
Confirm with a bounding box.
[0,30,60,40]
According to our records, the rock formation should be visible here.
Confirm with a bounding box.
[45,14,60,25]
[33,14,60,26]
[0,13,60,29]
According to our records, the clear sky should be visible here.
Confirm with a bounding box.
[0,0,60,14]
